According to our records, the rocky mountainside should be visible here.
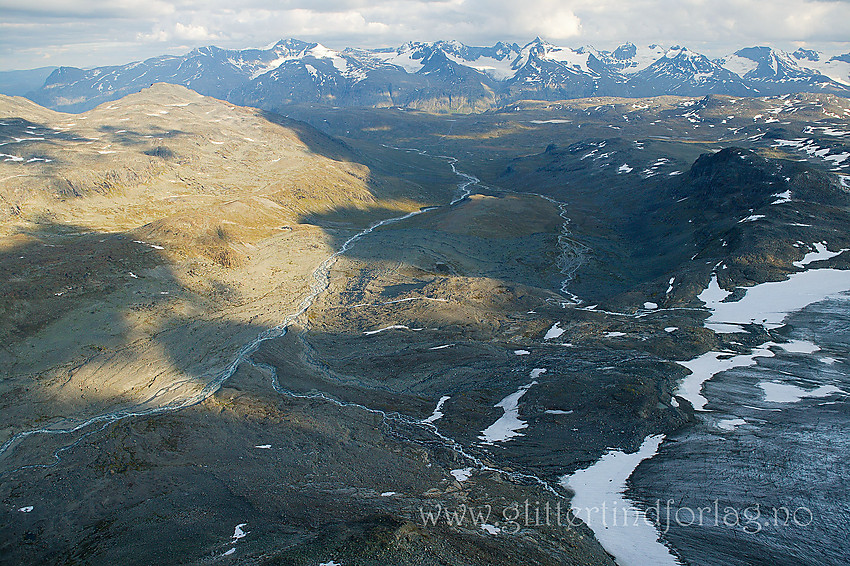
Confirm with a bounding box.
[18,38,850,113]
[719,46,848,95]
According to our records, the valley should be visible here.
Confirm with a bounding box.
[0,81,849,566]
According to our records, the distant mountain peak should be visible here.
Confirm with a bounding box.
[792,48,820,62]
[664,46,699,59]
[613,43,637,60]
[16,37,850,114]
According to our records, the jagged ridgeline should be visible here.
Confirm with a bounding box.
[5,38,850,113]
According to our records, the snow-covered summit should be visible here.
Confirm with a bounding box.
[22,38,850,113]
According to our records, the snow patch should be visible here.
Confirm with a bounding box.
[777,340,820,354]
[478,372,542,444]
[698,274,732,305]
[677,347,776,411]
[771,190,792,204]
[544,322,565,340]
[793,242,848,267]
[231,524,248,542]
[706,269,850,331]
[364,324,422,335]
[529,368,547,379]
[560,435,680,566]
[716,418,746,431]
[423,396,450,423]
[760,382,844,403]
[450,468,473,482]
[133,240,165,250]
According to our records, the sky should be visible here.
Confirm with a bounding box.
[2,0,850,71]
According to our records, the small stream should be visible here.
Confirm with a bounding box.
[0,148,476,471]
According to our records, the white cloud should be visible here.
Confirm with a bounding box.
[1,0,849,71]
[0,0,175,18]
[137,29,169,43]
[174,23,221,41]
[278,8,391,36]
[566,0,850,46]
[486,0,582,39]
[137,22,223,43]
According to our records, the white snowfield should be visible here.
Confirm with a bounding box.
[560,435,681,566]
[705,269,850,331]
[793,242,849,267]
[478,369,546,444]
[772,138,850,170]
[772,189,792,204]
[678,267,850,410]
[423,395,450,423]
[543,322,565,340]
[445,49,517,81]
[759,382,845,404]
[697,274,731,305]
[677,346,775,411]
[450,468,473,482]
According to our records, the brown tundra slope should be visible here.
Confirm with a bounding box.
[0,83,457,433]
[0,85,621,565]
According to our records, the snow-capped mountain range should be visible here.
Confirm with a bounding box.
[23,38,850,112]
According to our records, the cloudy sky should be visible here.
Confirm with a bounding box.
[2,0,850,71]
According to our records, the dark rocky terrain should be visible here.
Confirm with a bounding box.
[1,84,849,565]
